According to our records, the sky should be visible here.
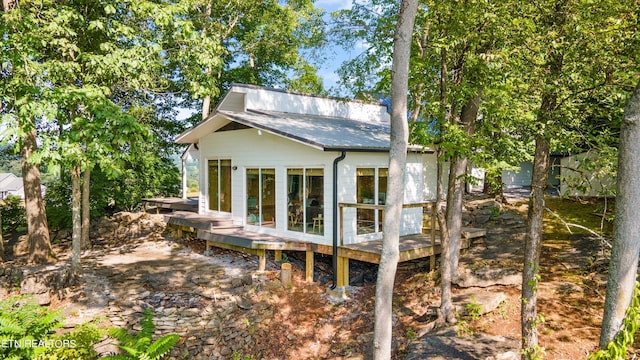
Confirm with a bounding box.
[314,0,355,92]
[178,0,357,120]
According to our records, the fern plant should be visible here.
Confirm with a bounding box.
[103,308,179,360]
[0,296,61,360]
[35,320,104,360]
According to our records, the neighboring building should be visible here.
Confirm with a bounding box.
[560,152,616,197]
[175,84,441,247]
[502,156,562,190]
[0,173,24,200]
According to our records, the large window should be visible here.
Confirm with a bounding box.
[246,168,276,228]
[287,168,324,235]
[208,159,232,212]
[356,168,388,234]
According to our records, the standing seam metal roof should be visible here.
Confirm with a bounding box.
[219,109,392,151]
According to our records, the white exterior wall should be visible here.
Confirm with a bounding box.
[560,153,616,197]
[198,127,439,246]
[199,128,337,245]
[337,152,431,245]
[233,85,390,123]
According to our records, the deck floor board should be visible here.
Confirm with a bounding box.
[153,198,484,265]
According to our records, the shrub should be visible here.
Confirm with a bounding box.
[0,296,61,359]
[103,308,179,360]
[0,296,102,360]
[1,195,26,234]
[35,321,104,360]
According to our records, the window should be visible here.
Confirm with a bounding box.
[356,167,388,234]
[246,168,276,228]
[208,159,232,212]
[287,168,324,235]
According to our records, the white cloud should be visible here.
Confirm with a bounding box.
[315,0,352,11]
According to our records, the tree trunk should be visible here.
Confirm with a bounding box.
[0,209,4,262]
[71,166,82,279]
[599,81,640,347]
[521,133,551,359]
[21,126,55,264]
[373,0,417,358]
[445,92,481,276]
[1,0,15,12]
[81,168,91,249]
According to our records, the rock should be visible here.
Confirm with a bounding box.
[20,276,51,305]
[557,282,583,294]
[231,277,243,288]
[453,268,521,288]
[241,274,253,286]
[236,296,252,310]
[406,332,520,360]
[453,291,507,316]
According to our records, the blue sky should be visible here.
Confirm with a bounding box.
[178,0,357,120]
[314,0,354,92]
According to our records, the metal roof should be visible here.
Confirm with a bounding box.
[220,109,392,151]
[0,173,23,191]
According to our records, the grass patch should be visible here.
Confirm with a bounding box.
[543,197,613,238]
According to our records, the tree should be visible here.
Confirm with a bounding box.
[0,206,4,261]
[511,0,639,356]
[599,81,640,347]
[1,1,57,264]
[21,124,56,264]
[167,0,326,120]
[373,0,418,358]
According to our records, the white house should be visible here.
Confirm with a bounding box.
[175,84,440,248]
[560,152,616,197]
[0,173,25,200]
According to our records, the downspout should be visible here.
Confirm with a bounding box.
[331,151,346,289]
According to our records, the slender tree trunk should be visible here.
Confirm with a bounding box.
[373,1,417,358]
[522,9,564,352]
[0,209,4,262]
[446,92,481,276]
[1,0,15,12]
[71,166,82,279]
[599,81,640,347]
[435,26,458,323]
[445,154,466,273]
[521,134,550,358]
[81,168,91,249]
[21,126,55,264]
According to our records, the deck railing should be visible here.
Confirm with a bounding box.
[338,201,437,246]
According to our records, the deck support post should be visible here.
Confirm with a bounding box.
[274,250,282,262]
[430,255,436,271]
[177,228,183,240]
[258,249,266,271]
[336,256,349,287]
[305,250,314,282]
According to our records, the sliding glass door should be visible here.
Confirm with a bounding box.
[246,168,276,228]
[208,159,232,213]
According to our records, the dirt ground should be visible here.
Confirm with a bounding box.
[0,195,618,359]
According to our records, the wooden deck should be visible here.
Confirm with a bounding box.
[143,197,198,212]
[151,197,486,288]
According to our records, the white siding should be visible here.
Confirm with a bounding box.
[421,153,447,201]
[560,153,616,197]
[229,85,390,123]
[199,128,337,245]
[198,129,440,245]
